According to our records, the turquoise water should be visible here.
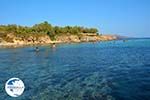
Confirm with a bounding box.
[0,39,150,100]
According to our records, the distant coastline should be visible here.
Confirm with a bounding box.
[0,21,117,47]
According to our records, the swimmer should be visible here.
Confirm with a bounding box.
[52,43,56,48]
[35,47,39,52]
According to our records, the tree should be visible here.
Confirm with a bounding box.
[47,30,55,40]
[6,24,17,33]
[53,26,61,34]
[32,21,52,33]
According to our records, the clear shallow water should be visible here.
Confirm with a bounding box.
[0,39,150,100]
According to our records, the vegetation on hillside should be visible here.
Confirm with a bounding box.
[0,21,99,41]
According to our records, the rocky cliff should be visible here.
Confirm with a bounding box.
[0,33,117,47]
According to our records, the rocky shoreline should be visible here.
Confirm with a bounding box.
[0,33,117,47]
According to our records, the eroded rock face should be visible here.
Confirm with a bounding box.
[55,33,117,43]
[38,36,52,43]
[3,33,52,45]
[11,34,116,44]
[80,36,99,42]
[55,35,80,43]
[79,34,117,42]
[29,36,51,44]
[0,33,117,47]
[0,38,3,43]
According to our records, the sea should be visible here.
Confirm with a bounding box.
[0,38,150,100]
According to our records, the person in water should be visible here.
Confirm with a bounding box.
[123,39,127,42]
[35,47,39,51]
[52,43,56,48]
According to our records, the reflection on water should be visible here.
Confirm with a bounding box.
[0,39,150,100]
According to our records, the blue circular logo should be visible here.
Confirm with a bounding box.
[5,78,25,97]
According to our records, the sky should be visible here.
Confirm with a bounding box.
[0,0,150,37]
